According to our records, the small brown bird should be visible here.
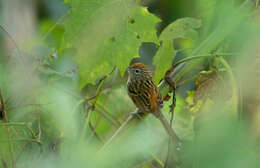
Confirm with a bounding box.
[127,62,179,142]
[127,63,180,166]
[127,62,163,115]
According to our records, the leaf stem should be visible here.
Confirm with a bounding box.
[218,56,238,116]
[0,24,25,65]
[0,122,31,127]
[173,53,239,68]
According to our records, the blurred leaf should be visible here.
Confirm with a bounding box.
[40,20,65,49]
[186,112,257,168]
[62,0,160,87]
[159,17,201,41]
[184,70,218,114]
[196,0,236,38]
[185,90,195,106]
[173,1,250,83]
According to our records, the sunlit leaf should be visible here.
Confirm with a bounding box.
[159,17,201,41]
[62,0,160,87]
[153,17,201,84]
[153,40,176,84]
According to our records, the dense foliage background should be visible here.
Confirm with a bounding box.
[0,0,260,168]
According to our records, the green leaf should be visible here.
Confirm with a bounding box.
[153,40,176,84]
[173,3,249,83]
[153,17,201,84]
[159,17,201,41]
[40,20,65,49]
[62,0,160,87]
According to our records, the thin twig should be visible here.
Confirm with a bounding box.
[86,67,116,103]
[81,67,116,141]
[0,90,15,168]
[176,75,199,89]
[99,115,134,151]
[80,76,108,141]
[89,122,104,143]
[0,139,42,145]
[163,78,177,168]
[0,90,8,122]
[153,112,179,143]
[7,103,52,111]
[151,153,164,168]
[35,97,41,141]
[88,113,103,141]
[173,53,239,68]
[40,12,69,41]
[133,159,157,168]
[0,24,25,65]
[95,106,121,128]
[0,122,31,127]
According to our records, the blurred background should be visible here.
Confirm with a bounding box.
[0,0,260,168]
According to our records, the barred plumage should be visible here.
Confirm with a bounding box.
[127,63,163,114]
[127,63,180,145]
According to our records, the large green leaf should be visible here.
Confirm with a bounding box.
[153,18,201,84]
[159,17,201,41]
[62,0,160,87]
[153,40,176,84]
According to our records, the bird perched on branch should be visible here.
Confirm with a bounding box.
[126,62,179,141]
[127,62,163,115]
[127,62,180,167]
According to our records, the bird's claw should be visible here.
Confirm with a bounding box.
[130,109,143,119]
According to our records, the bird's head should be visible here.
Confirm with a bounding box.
[127,63,152,81]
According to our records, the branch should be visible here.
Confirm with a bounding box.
[95,107,121,128]
[153,111,179,142]
[173,53,239,68]
[0,122,31,127]
[0,90,8,122]
[35,97,41,142]
[0,90,15,167]
[81,67,116,142]
[99,115,134,151]
[0,24,25,65]
[88,122,104,143]
[0,138,42,145]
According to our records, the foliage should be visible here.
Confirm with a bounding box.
[62,0,160,86]
[1,0,260,168]
[153,17,201,83]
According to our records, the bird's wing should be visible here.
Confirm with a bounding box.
[127,84,150,113]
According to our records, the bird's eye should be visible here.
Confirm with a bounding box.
[135,69,141,74]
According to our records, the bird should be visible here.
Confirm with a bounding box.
[127,63,180,167]
[126,62,163,116]
[126,62,179,139]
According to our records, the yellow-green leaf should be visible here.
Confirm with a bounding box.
[159,17,201,41]
[153,17,201,84]
[153,40,176,84]
[62,0,160,87]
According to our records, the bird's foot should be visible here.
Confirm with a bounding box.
[130,109,143,119]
